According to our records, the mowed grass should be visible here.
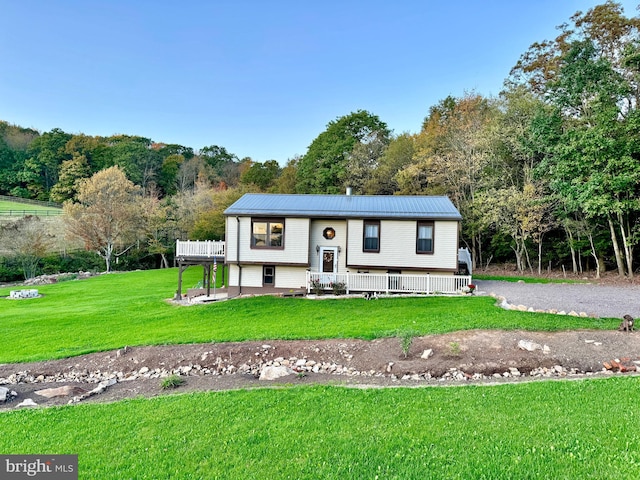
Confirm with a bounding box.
[1,379,640,479]
[0,268,617,364]
[0,199,61,214]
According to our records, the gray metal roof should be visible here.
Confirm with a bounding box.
[224,194,462,220]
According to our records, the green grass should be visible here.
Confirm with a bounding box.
[1,378,639,479]
[0,199,61,214]
[0,268,617,364]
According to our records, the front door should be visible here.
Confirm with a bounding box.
[320,247,338,275]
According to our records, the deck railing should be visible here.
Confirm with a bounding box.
[306,271,471,295]
[176,240,225,258]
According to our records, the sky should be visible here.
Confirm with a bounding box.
[1,1,639,164]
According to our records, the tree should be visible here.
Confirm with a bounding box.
[0,122,39,196]
[508,1,640,97]
[365,133,415,194]
[509,3,640,277]
[342,132,388,194]
[107,135,160,193]
[158,154,185,197]
[63,166,143,272]
[540,39,640,277]
[23,128,72,200]
[411,93,498,268]
[272,157,299,193]
[200,145,240,187]
[140,193,176,269]
[296,110,390,194]
[50,154,92,202]
[240,160,281,190]
[0,215,53,279]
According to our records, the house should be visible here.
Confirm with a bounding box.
[220,193,470,296]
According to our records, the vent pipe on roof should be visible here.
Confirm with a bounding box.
[346,187,352,196]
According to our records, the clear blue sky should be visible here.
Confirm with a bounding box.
[1,1,638,164]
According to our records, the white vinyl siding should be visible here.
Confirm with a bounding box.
[228,264,306,289]
[347,219,458,270]
[309,220,347,272]
[226,216,309,265]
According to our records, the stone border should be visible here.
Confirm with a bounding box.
[3,343,637,409]
[490,293,595,318]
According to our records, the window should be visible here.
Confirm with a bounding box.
[263,265,275,286]
[417,221,434,254]
[363,220,380,252]
[251,218,284,248]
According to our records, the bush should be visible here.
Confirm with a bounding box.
[310,279,323,296]
[398,329,419,358]
[331,282,347,295]
[40,251,103,275]
[0,256,23,282]
[111,248,166,271]
[160,375,185,389]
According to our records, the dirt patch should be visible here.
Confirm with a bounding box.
[2,328,639,410]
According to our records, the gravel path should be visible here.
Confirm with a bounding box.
[475,280,640,320]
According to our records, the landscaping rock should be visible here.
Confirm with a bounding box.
[0,387,8,402]
[35,385,87,398]
[259,366,294,381]
[16,398,38,408]
[518,340,543,352]
[421,349,434,359]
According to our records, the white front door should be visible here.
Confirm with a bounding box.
[319,247,338,275]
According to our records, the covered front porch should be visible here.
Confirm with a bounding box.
[306,271,472,295]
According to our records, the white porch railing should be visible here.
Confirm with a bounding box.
[176,240,225,258]
[306,271,472,295]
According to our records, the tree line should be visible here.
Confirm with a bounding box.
[1,1,639,278]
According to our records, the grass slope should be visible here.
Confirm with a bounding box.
[0,199,61,214]
[1,379,639,479]
[0,268,616,364]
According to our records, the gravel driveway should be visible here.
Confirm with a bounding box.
[475,280,640,320]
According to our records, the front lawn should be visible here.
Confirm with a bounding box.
[1,379,639,479]
[0,268,617,364]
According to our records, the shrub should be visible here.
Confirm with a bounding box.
[398,329,419,358]
[40,251,103,275]
[448,341,462,357]
[310,279,323,296]
[331,281,347,295]
[160,375,185,390]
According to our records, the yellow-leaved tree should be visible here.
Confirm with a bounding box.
[63,166,142,272]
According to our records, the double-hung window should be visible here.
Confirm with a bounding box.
[363,220,380,252]
[263,266,275,286]
[417,221,434,254]
[251,218,284,248]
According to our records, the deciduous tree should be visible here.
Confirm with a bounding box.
[0,215,53,279]
[296,110,390,194]
[63,166,143,272]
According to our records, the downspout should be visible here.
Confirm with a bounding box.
[236,216,242,295]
